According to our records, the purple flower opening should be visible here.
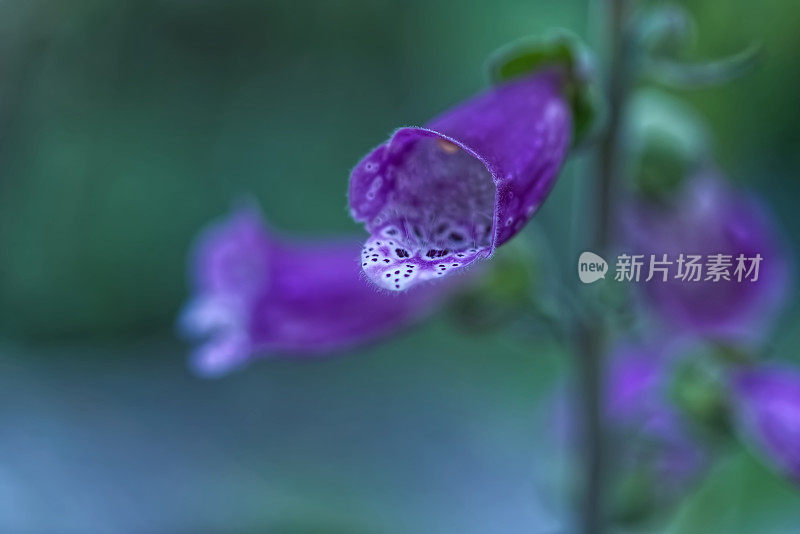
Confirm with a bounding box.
[624,172,791,344]
[349,71,572,291]
[731,365,800,483]
[180,205,444,377]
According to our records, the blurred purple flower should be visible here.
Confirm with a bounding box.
[731,365,800,483]
[549,341,706,517]
[624,171,790,345]
[180,205,445,377]
[606,344,707,490]
[349,70,572,291]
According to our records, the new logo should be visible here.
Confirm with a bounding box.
[578,251,608,284]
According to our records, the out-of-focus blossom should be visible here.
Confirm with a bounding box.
[550,342,707,523]
[180,205,445,377]
[348,70,572,291]
[731,365,800,483]
[606,344,707,492]
[624,172,790,345]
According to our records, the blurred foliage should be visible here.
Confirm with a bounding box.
[626,89,709,197]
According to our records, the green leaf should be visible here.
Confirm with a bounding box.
[670,353,734,439]
[627,89,710,198]
[646,43,764,88]
[635,3,697,57]
[633,5,762,88]
[486,30,602,148]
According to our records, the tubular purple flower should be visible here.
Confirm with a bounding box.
[349,70,572,291]
[606,344,707,488]
[731,365,800,483]
[551,341,707,509]
[180,205,444,377]
[624,171,790,345]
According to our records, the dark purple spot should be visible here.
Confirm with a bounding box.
[426,249,449,258]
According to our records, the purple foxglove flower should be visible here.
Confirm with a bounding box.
[180,205,443,377]
[348,70,572,291]
[606,344,707,488]
[551,341,706,514]
[731,365,800,482]
[624,171,790,345]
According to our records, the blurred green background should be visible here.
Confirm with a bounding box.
[1,0,798,531]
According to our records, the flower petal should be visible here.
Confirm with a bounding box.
[350,71,572,290]
[624,173,790,344]
[180,205,445,376]
[732,366,800,483]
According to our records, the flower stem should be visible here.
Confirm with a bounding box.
[597,0,628,251]
[577,321,604,534]
[577,1,630,533]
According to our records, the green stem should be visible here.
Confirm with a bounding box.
[578,1,631,533]
[598,0,628,250]
[577,321,604,534]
